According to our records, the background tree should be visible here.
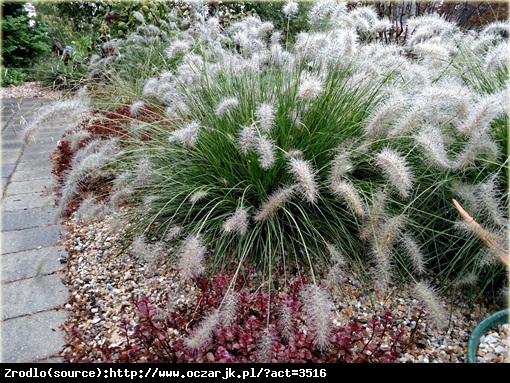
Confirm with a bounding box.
[1,1,51,85]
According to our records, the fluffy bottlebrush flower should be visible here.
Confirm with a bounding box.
[215,97,240,117]
[369,244,393,294]
[415,126,451,169]
[142,77,159,98]
[238,124,257,155]
[255,102,276,133]
[453,272,479,288]
[374,148,414,199]
[375,214,406,253]
[65,129,92,152]
[364,92,408,139]
[329,179,365,217]
[451,134,499,170]
[412,41,452,63]
[399,233,426,275]
[177,234,206,280]
[307,0,344,25]
[257,326,275,363]
[129,100,145,117]
[74,195,108,224]
[297,73,324,101]
[349,5,379,34]
[222,206,249,236]
[299,284,334,351]
[476,175,507,229]
[254,186,294,222]
[164,225,183,242]
[288,157,318,203]
[165,40,191,59]
[255,135,276,170]
[168,121,200,148]
[184,309,220,351]
[387,106,421,138]
[133,10,145,24]
[277,297,296,341]
[484,41,509,72]
[110,185,134,209]
[413,281,448,330]
[189,190,208,204]
[56,138,119,218]
[130,234,147,259]
[328,150,354,184]
[457,94,505,137]
[282,1,299,17]
[136,154,152,186]
[219,291,239,327]
[22,95,91,145]
[359,189,388,241]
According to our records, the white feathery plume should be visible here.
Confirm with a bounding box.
[288,157,318,203]
[189,190,208,204]
[364,92,408,139]
[129,100,145,117]
[215,97,240,117]
[220,291,240,327]
[168,120,200,148]
[374,148,414,199]
[65,129,92,151]
[254,186,294,222]
[222,206,249,235]
[22,94,91,145]
[177,234,206,280]
[399,233,426,275]
[413,281,448,330]
[184,309,221,351]
[328,149,354,185]
[255,102,276,133]
[329,179,366,217]
[255,135,276,170]
[476,175,507,229]
[257,327,275,363]
[415,126,451,169]
[298,73,324,101]
[457,94,505,137]
[282,1,299,17]
[238,124,257,155]
[299,284,334,351]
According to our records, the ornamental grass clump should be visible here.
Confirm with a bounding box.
[56,1,508,361]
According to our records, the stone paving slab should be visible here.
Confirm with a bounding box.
[2,206,58,231]
[16,159,53,171]
[10,168,54,182]
[1,225,63,254]
[1,192,56,212]
[19,150,55,162]
[1,177,8,192]
[1,272,68,320]
[0,309,67,363]
[4,178,53,196]
[2,246,66,283]
[1,162,16,177]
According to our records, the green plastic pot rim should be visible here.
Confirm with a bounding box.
[467,308,509,363]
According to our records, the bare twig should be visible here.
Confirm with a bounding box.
[452,198,508,268]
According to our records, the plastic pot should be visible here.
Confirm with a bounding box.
[467,308,509,363]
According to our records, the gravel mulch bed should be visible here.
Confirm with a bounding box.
[1,81,67,100]
[58,212,508,363]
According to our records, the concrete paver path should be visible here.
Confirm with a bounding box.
[1,97,69,363]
